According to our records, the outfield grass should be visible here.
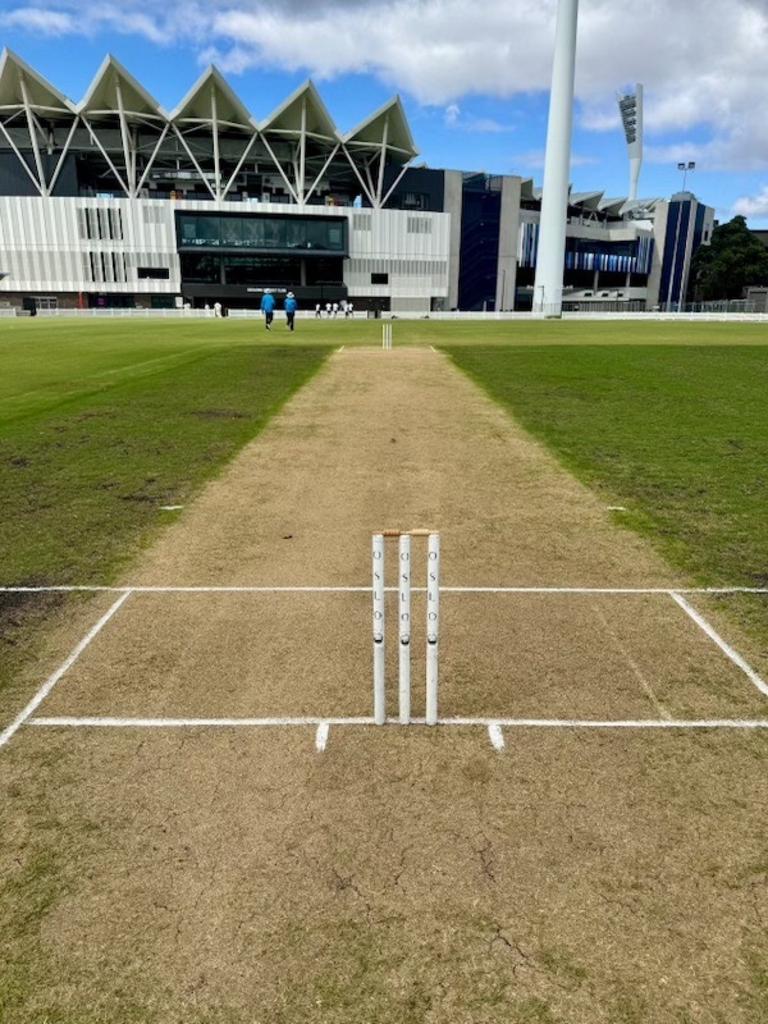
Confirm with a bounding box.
[447,343,768,644]
[4,317,768,695]
[0,322,330,704]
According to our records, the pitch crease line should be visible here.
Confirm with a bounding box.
[3,586,768,595]
[669,592,768,698]
[0,591,132,751]
[26,716,768,730]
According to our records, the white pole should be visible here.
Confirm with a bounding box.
[398,534,411,724]
[372,534,386,724]
[532,0,579,318]
[426,533,440,725]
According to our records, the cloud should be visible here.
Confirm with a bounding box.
[444,103,460,126]
[512,149,599,171]
[443,103,512,133]
[0,7,76,34]
[3,1,768,169]
[733,186,768,218]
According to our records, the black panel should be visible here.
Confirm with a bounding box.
[458,179,501,311]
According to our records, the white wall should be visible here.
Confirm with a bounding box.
[0,196,450,303]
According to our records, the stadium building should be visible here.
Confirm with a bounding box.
[0,50,714,314]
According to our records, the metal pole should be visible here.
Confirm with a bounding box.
[532,0,579,318]
[426,533,440,725]
[372,534,386,724]
[398,534,411,723]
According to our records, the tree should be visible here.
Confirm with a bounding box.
[689,215,768,300]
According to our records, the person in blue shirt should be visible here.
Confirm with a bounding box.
[284,291,298,331]
[260,289,276,330]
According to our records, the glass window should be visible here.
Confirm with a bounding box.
[221,217,244,247]
[180,253,221,283]
[177,213,347,253]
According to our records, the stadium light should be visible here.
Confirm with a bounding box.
[678,161,696,191]
[618,85,643,201]
[532,0,580,318]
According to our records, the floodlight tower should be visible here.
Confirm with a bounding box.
[618,85,643,201]
[533,0,580,317]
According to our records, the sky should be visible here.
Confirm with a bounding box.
[2,0,768,226]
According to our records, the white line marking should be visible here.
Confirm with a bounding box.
[337,345,345,352]
[159,505,183,511]
[315,722,330,751]
[0,591,132,751]
[607,506,627,511]
[488,723,505,750]
[2,585,768,595]
[26,715,768,731]
[430,345,437,352]
[670,592,768,698]
[30,716,374,728]
[442,718,768,729]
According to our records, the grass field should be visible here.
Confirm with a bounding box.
[3,317,768,1022]
[0,322,330,716]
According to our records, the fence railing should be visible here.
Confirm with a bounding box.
[3,307,768,324]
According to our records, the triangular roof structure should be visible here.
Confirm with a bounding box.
[571,190,604,210]
[78,55,163,119]
[0,48,75,113]
[260,80,338,143]
[169,66,253,131]
[598,196,628,215]
[343,96,418,161]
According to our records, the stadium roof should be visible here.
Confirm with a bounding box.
[170,66,254,131]
[260,80,338,145]
[343,96,418,162]
[79,55,164,121]
[0,48,75,115]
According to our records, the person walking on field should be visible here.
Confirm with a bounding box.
[284,291,298,332]
[260,289,275,330]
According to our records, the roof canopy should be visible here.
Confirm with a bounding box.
[170,66,254,131]
[0,48,75,114]
[260,80,338,144]
[344,96,418,161]
[79,55,163,120]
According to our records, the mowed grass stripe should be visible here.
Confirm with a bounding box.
[0,327,330,702]
[447,343,768,643]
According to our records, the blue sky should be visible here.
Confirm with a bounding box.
[2,0,768,225]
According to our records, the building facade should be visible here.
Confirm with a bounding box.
[0,50,713,314]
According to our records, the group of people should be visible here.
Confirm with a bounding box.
[259,291,355,331]
[259,290,298,332]
[315,301,354,319]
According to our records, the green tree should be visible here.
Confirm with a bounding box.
[689,215,768,300]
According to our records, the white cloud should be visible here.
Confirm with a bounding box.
[733,186,768,218]
[0,7,76,34]
[511,149,598,171]
[3,1,768,169]
[444,103,460,126]
[443,103,511,133]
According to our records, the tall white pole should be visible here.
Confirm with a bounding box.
[532,0,579,318]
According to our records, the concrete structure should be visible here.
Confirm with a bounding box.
[0,49,714,316]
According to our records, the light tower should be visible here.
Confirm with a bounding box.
[618,85,643,201]
[532,0,580,318]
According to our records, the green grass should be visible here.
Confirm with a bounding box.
[446,344,768,642]
[0,320,330,704]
